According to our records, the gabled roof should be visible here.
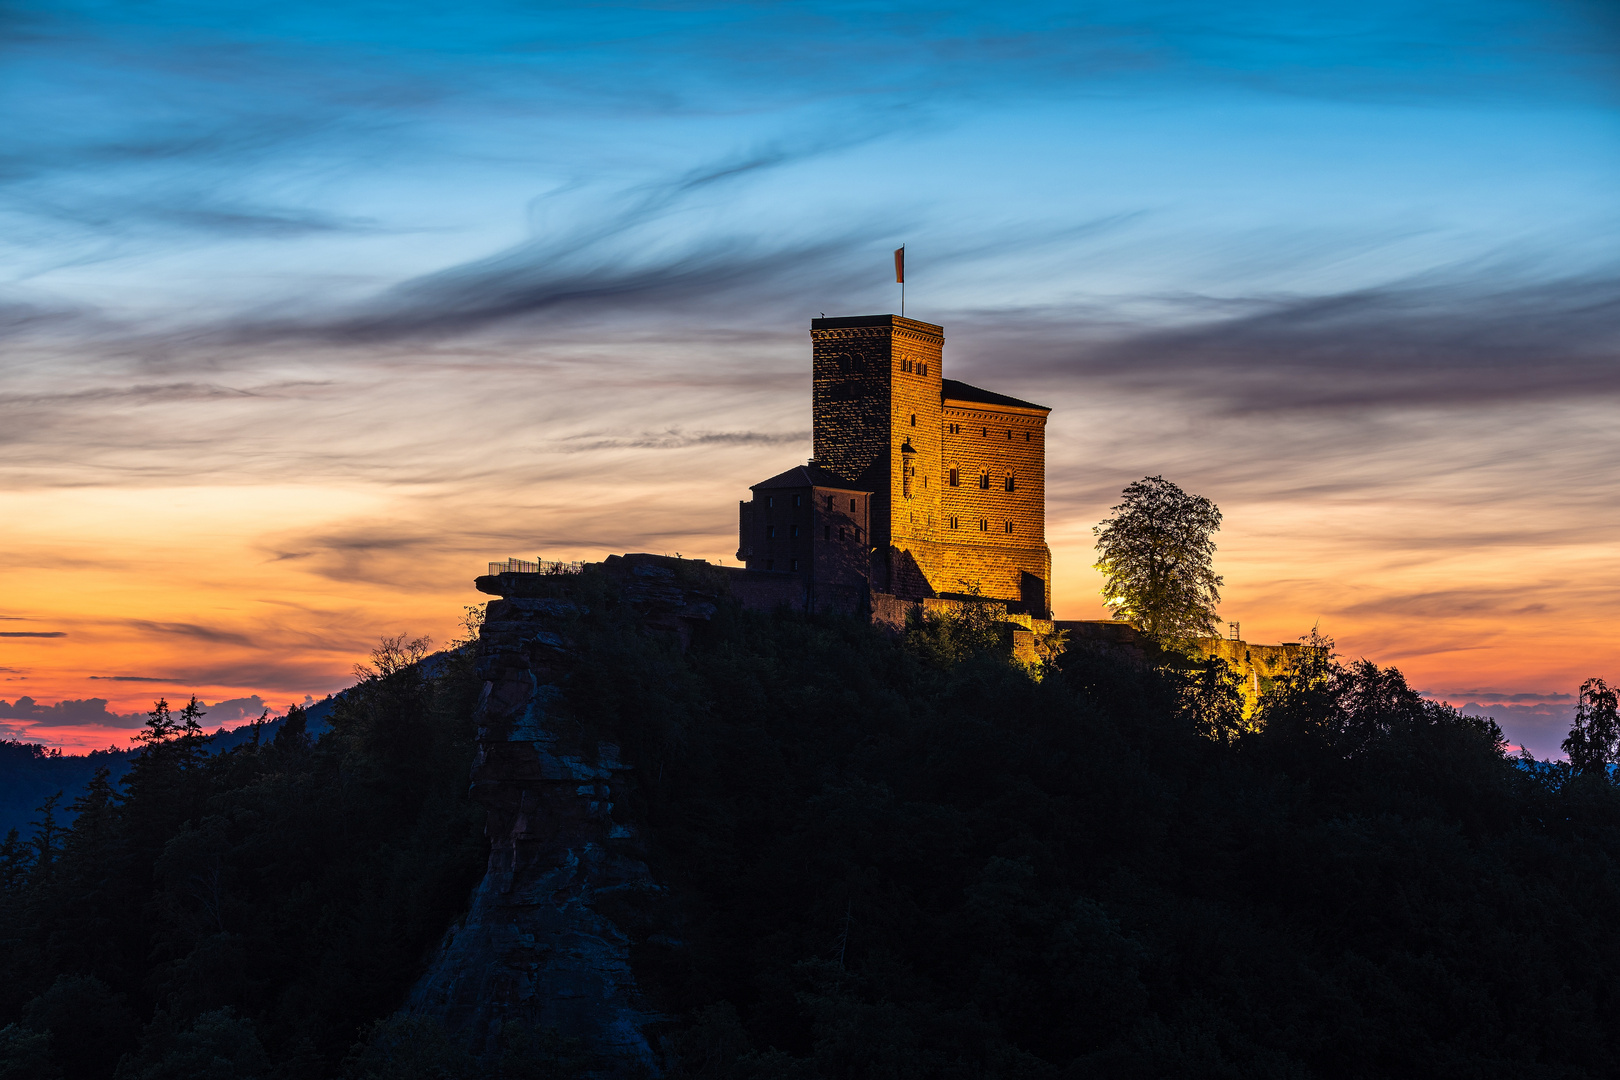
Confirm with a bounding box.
[751,462,871,492]
[941,379,1050,413]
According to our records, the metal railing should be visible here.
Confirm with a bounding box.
[487,558,585,576]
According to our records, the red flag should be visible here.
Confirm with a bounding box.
[894,245,904,284]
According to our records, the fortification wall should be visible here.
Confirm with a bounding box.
[939,404,1046,547]
[1190,638,1308,713]
[892,536,1051,613]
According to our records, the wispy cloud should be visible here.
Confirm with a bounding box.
[123,621,256,648]
[554,429,810,453]
[964,270,1620,414]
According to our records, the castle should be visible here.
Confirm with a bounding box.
[737,314,1052,618]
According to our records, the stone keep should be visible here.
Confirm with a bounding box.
[738,314,1052,616]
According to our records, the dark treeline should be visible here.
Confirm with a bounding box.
[4,590,1620,1078]
[0,742,134,842]
[581,604,1620,1079]
[0,636,485,1079]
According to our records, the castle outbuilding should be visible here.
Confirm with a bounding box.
[738,314,1052,617]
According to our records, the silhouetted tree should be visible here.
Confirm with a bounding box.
[26,794,64,890]
[1092,475,1223,640]
[1562,677,1620,777]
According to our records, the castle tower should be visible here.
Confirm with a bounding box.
[810,315,944,593]
[739,313,1051,617]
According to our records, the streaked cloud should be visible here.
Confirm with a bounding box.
[1,0,1616,751]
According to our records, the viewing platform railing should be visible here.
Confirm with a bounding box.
[487,558,585,576]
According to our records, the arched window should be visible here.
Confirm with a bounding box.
[1004,474,1016,492]
[948,467,959,487]
[979,471,990,490]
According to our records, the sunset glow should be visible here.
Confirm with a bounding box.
[3,0,1617,758]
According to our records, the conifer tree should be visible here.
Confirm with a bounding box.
[1562,677,1620,777]
[26,794,63,890]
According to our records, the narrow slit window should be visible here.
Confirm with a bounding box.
[949,468,959,487]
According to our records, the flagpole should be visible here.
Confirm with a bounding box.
[895,244,905,318]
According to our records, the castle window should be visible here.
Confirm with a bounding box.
[767,525,776,538]
[910,413,917,427]
[949,517,959,529]
[1004,521,1014,533]
[791,525,800,538]
[919,363,928,377]
[838,527,846,540]
[982,427,987,437]
[1004,474,1016,492]
[793,494,802,507]
[1025,431,1031,442]
[824,526,831,540]
[826,494,833,509]
[1006,430,1011,439]
[979,472,990,490]
[849,497,856,511]
[791,559,799,571]
[949,468,959,487]
[902,358,912,373]
[766,496,774,508]
[979,519,989,532]
[855,527,862,541]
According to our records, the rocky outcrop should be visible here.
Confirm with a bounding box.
[409,555,722,1071]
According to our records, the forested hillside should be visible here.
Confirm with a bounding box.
[2,588,1619,1078]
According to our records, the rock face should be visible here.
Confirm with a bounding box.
[409,555,722,1070]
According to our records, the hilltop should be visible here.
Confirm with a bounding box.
[2,560,1619,1079]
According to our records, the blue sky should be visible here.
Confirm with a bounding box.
[2,0,1618,756]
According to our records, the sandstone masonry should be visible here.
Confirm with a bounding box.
[737,315,1053,616]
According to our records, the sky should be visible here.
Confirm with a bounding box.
[2,0,1617,756]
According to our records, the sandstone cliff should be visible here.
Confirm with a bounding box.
[408,555,721,1071]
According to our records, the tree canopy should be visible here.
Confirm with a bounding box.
[4,582,1620,1078]
[1093,474,1223,640]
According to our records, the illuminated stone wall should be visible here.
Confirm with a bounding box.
[809,315,1051,614]
[811,315,944,586]
[1191,637,1311,715]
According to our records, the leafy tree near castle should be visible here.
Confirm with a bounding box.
[1092,475,1223,640]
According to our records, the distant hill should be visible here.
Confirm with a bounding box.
[0,695,338,837]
